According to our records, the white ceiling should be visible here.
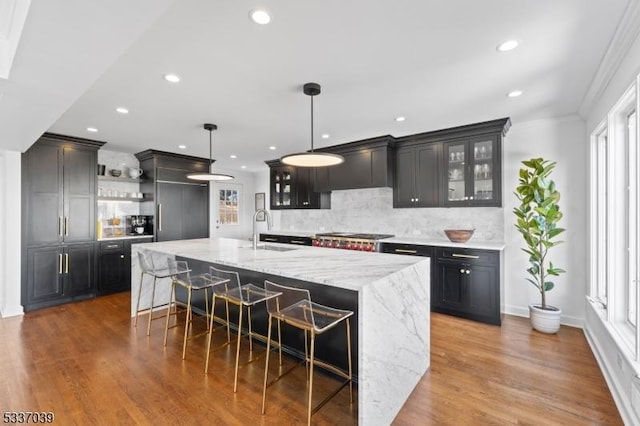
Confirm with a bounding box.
[0,0,631,172]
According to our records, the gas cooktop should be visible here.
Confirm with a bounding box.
[314,232,394,240]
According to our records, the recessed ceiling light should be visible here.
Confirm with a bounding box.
[178,144,187,149]
[269,146,276,150]
[115,107,129,114]
[395,116,406,122]
[321,133,330,139]
[497,40,519,52]
[241,165,247,169]
[250,9,271,25]
[230,154,237,159]
[164,74,181,83]
[86,127,98,133]
[507,90,523,98]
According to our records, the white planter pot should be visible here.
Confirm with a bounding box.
[529,304,562,334]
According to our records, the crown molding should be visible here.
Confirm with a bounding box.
[579,0,640,118]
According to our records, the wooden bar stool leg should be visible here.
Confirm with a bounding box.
[347,317,353,403]
[134,272,145,327]
[261,315,273,415]
[307,331,315,426]
[204,294,217,373]
[233,304,244,393]
[248,305,253,352]
[182,289,193,359]
[146,276,158,336]
[164,282,176,347]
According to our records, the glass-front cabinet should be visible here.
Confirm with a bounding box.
[444,135,500,207]
[270,166,293,208]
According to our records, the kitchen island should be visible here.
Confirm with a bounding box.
[131,237,430,425]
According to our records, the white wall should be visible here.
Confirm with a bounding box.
[502,116,587,327]
[0,150,23,317]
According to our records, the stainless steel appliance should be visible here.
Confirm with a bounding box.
[125,215,154,236]
[311,232,394,252]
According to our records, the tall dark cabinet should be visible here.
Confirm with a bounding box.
[22,133,104,311]
[135,150,210,241]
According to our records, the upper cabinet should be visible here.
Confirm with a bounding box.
[135,150,210,241]
[314,136,395,192]
[444,135,500,207]
[23,134,104,246]
[265,160,330,210]
[394,118,510,208]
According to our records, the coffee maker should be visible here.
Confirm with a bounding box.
[125,215,154,236]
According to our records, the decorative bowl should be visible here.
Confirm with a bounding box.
[110,169,122,177]
[444,229,475,243]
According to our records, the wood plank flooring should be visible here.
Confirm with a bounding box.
[0,292,621,425]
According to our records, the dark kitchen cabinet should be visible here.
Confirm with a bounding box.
[394,142,441,207]
[25,243,95,311]
[265,161,330,210]
[23,135,102,247]
[136,150,210,241]
[433,247,500,325]
[22,134,104,312]
[314,136,395,192]
[443,135,501,207]
[260,233,313,246]
[97,237,152,295]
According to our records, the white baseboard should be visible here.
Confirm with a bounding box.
[1,304,24,318]
[583,324,639,425]
[504,304,583,328]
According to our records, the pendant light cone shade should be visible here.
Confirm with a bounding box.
[187,123,234,181]
[280,83,344,167]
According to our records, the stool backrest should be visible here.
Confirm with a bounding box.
[138,251,155,273]
[264,280,315,329]
[167,258,190,284]
[209,266,242,299]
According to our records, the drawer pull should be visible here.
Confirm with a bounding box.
[106,244,119,248]
[452,253,480,259]
[395,249,418,254]
[290,240,307,244]
[264,238,278,242]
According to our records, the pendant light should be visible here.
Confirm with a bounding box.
[187,123,234,181]
[280,83,344,167]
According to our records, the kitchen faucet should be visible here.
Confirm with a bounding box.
[252,209,273,249]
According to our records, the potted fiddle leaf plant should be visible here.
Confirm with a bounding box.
[513,158,566,334]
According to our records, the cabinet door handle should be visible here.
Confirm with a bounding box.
[290,240,307,244]
[415,198,419,202]
[59,217,63,237]
[395,249,418,254]
[120,254,125,259]
[158,204,162,232]
[466,269,471,274]
[64,253,69,274]
[452,253,480,259]
[469,196,474,200]
[58,254,63,274]
[460,268,465,274]
[64,217,69,236]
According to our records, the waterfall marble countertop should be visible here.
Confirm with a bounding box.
[134,237,428,292]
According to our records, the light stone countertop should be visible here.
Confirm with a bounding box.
[134,237,428,292]
[261,230,505,251]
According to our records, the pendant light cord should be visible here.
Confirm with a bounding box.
[310,94,314,152]
[209,129,213,172]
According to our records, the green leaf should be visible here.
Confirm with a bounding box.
[544,282,555,292]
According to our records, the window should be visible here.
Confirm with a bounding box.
[590,81,639,360]
[218,188,239,225]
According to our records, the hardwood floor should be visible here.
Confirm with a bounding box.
[0,293,621,425]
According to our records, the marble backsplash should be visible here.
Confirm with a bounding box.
[279,187,504,241]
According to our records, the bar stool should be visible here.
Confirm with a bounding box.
[204,266,281,393]
[163,259,228,359]
[134,251,175,336]
[261,280,353,426]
